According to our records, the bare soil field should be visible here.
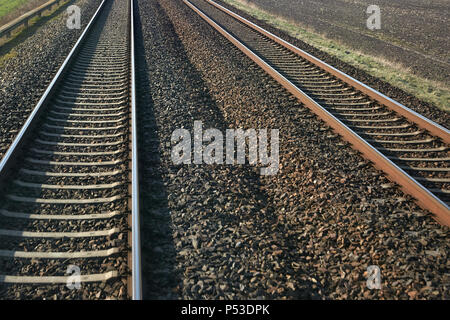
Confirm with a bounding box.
[243,0,450,85]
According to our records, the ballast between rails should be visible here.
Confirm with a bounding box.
[183,0,450,227]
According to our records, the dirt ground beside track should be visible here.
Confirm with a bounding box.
[245,0,450,85]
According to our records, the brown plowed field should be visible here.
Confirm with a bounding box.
[244,0,450,85]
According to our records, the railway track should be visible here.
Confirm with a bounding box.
[184,0,450,227]
[0,0,141,299]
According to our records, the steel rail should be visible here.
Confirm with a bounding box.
[129,0,142,300]
[183,0,450,227]
[203,0,450,143]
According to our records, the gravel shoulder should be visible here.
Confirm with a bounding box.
[0,0,103,160]
[136,0,449,300]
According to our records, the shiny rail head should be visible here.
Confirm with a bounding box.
[129,0,142,301]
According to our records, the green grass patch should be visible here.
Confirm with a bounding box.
[222,0,449,112]
[0,48,17,67]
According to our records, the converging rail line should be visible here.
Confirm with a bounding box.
[0,0,141,299]
[184,0,450,226]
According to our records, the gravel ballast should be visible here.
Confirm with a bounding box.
[0,0,103,160]
[136,0,448,300]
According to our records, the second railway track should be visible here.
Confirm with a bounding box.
[185,0,450,226]
[0,0,141,299]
